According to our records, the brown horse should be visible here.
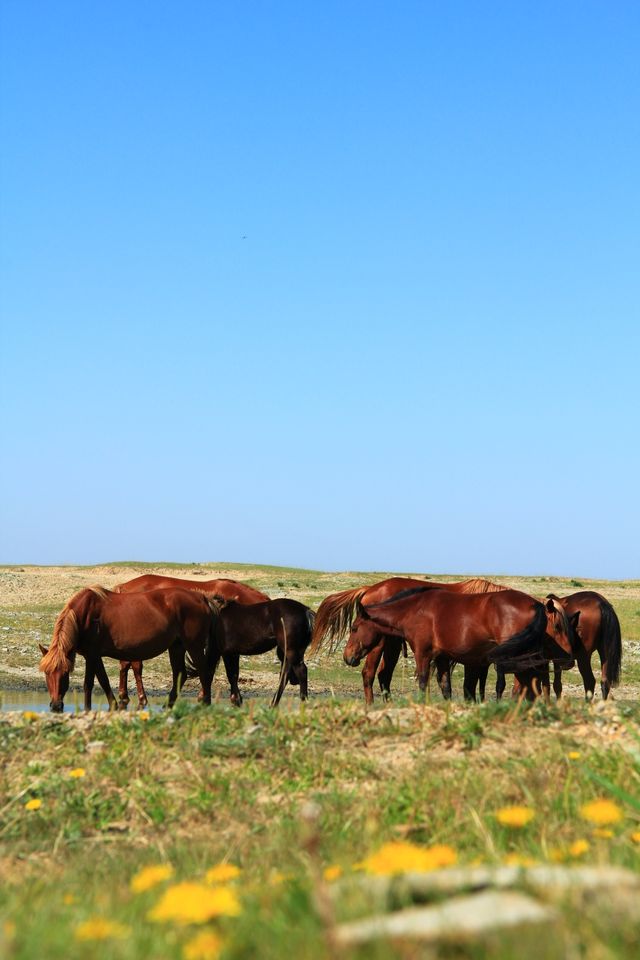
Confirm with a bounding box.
[207,598,315,707]
[310,577,505,704]
[546,591,622,700]
[342,587,574,701]
[38,587,214,712]
[113,575,269,708]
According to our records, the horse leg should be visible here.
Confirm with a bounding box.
[463,665,478,702]
[478,664,488,702]
[167,643,187,707]
[118,660,130,710]
[271,651,290,709]
[378,637,402,701]
[83,658,96,711]
[435,657,452,701]
[598,647,611,700]
[131,661,148,708]
[93,657,118,711]
[415,651,432,700]
[495,666,506,700]
[539,665,551,701]
[223,653,242,706]
[361,642,384,706]
[552,665,563,699]
[577,649,596,700]
[291,660,308,701]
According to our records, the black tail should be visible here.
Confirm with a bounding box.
[599,600,622,687]
[488,603,547,672]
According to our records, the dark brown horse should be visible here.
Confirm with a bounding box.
[38,587,214,712]
[207,598,315,707]
[546,591,622,699]
[310,577,506,704]
[342,587,574,701]
[113,575,269,708]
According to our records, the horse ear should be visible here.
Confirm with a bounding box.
[39,644,48,655]
[545,598,556,613]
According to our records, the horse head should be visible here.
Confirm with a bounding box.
[543,598,576,665]
[38,643,70,712]
[343,601,404,667]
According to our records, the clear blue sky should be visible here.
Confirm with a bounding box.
[1,1,638,577]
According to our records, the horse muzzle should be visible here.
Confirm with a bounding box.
[50,700,64,713]
[344,652,362,667]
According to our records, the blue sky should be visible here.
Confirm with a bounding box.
[1,1,638,577]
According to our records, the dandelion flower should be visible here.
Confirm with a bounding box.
[69,768,86,778]
[148,883,240,924]
[504,853,537,867]
[63,894,77,905]
[130,864,174,893]
[24,798,42,811]
[139,711,150,721]
[569,840,590,857]
[567,751,581,760]
[357,841,457,876]
[579,799,623,826]
[183,930,223,960]
[74,918,130,941]
[631,832,640,845]
[495,806,535,828]
[323,865,343,882]
[592,828,614,839]
[22,711,39,721]
[3,920,16,940]
[205,863,240,885]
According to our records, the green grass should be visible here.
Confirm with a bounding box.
[1,701,640,959]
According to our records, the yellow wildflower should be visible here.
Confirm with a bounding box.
[3,920,16,940]
[357,841,457,876]
[547,848,566,863]
[139,711,150,721]
[24,798,42,811]
[74,918,130,941]
[23,711,39,721]
[579,799,623,826]
[268,870,288,886]
[183,930,223,960]
[130,864,174,893]
[63,894,76,905]
[148,883,240,924]
[495,806,535,828]
[567,751,581,760]
[504,853,537,867]
[69,768,86,778]
[569,840,590,857]
[592,828,614,839]
[323,865,343,882]
[205,863,240,884]
[631,832,640,844]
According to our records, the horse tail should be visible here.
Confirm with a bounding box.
[309,586,368,656]
[305,608,316,651]
[39,606,79,674]
[598,599,622,687]
[488,602,547,670]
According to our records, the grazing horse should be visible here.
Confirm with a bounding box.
[38,587,214,712]
[113,575,269,708]
[208,598,315,707]
[545,592,622,700]
[310,577,506,704]
[342,588,574,701]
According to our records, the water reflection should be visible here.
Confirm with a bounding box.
[0,689,168,713]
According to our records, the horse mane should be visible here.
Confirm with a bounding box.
[39,585,109,674]
[458,577,504,594]
[368,585,435,608]
[309,586,369,656]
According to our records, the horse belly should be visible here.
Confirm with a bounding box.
[99,608,175,660]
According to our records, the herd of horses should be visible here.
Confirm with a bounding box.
[38,572,622,713]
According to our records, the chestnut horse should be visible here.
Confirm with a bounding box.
[310,577,506,704]
[113,575,269,708]
[546,591,621,699]
[342,587,574,701]
[208,598,315,707]
[38,586,214,712]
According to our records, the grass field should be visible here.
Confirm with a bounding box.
[1,563,639,959]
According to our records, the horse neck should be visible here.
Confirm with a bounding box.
[366,602,410,635]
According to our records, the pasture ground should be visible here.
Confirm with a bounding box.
[1,562,639,959]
